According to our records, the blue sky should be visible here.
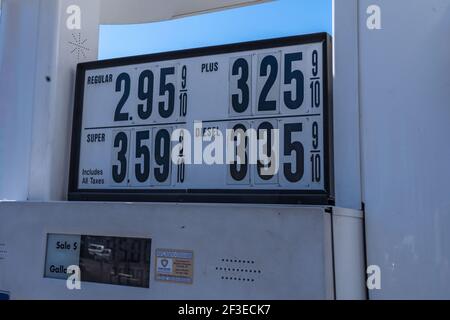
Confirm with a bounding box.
[99,0,331,59]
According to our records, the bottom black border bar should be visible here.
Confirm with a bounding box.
[68,192,334,206]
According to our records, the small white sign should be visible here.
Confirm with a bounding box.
[44,234,81,280]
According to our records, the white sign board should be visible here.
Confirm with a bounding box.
[69,33,333,204]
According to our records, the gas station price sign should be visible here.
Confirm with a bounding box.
[69,33,333,204]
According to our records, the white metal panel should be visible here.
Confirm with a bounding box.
[332,207,366,300]
[0,0,40,200]
[0,0,101,201]
[359,0,450,299]
[332,0,362,210]
[0,201,334,299]
[27,0,100,201]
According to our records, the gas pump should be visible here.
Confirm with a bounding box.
[0,0,368,300]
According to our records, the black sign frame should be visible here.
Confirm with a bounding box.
[68,33,334,205]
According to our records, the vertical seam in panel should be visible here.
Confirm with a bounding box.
[330,209,337,300]
[356,0,370,300]
[357,0,365,208]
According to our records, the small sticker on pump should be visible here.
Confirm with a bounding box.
[155,249,193,284]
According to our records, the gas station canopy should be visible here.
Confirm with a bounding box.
[100,0,272,24]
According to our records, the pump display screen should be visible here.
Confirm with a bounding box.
[44,234,151,288]
[69,33,333,204]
